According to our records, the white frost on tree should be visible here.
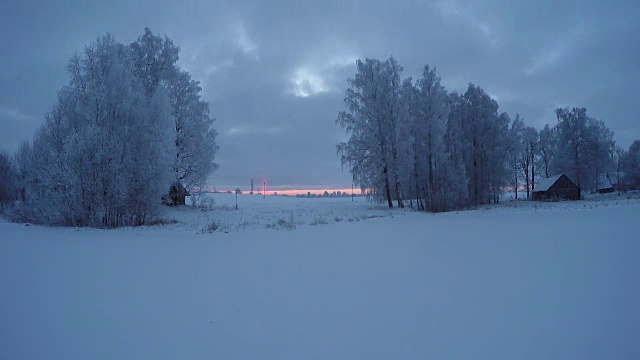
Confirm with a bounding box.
[337,58,399,208]
[551,107,615,194]
[131,28,219,194]
[338,60,470,211]
[0,150,17,210]
[12,34,173,226]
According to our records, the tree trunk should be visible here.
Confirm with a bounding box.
[383,166,393,208]
[617,169,621,196]
[574,141,581,198]
[427,129,434,207]
[514,159,518,200]
[545,161,549,178]
[412,142,424,211]
[390,128,404,208]
[525,157,530,199]
[408,181,414,209]
[530,141,535,195]
[414,167,423,211]
[392,148,404,208]
[422,180,429,211]
[473,159,478,204]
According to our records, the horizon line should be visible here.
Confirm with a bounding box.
[204,184,358,191]
[199,186,362,196]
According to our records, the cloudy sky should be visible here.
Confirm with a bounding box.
[1,0,639,190]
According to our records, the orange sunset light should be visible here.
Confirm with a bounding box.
[206,188,360,196]
[274,188,357,196]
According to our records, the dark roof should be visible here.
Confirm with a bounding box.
[171,181,189,196]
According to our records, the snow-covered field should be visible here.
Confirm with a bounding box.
[173,194,397,233]
[1,194,639,359]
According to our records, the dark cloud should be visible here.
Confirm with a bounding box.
[2,0,639,189]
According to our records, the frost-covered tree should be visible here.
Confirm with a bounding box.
[537,124,555,178]
[130,28,219,192]
[518,126,538,198]
[507,114,524,198]
[412,65,469,211]
[398,77,417,206]
[613,146,625,195]
[552,107,590,194]
[338,60,470,211]
[129,28,179,94]
[336,57,629,211]
[13,34,173,227]
[169,70,219,190]
[337,57,404,208]
[552,107,615,193]
[440,93,471,208]
[623,140,640,189]
[384,57,405,208]
[450,84,504,205]
[443,92,468,200]
[487,111,511,203]
[0,150,17,210]
[585,117,615,190]
[13,141,32,204]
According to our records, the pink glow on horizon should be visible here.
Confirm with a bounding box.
[198,184,363,196]
[201,187,360,196]
[273,188,357,196]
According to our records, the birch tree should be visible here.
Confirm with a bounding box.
[623,140,640,189]
[613,146,625,195]
[552,107,589,195]
[13,34,173,226]
[518,126,538,198]
[453,84,502,205]
[413,65,462,210]
[0,150,17,210]
[131,28,219,193]
[553,107,615,192]
[537,124,555,178]
[337,57,403,208]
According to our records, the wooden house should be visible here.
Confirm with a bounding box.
[532,173,580,201]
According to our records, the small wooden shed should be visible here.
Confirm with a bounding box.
[596,175,614,194]
[607,172,625,192]
[532,173,580,201]
[165,181,189,206]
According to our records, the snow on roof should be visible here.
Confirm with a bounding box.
[597,175,613,190]
[533,174,563,192]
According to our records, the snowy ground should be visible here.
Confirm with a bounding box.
[1,194,639,359]
[167,194,398,233]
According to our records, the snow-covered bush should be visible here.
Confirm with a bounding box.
[203,219,219,233]
[188,189,216,211]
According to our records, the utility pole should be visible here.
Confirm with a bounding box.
[251,179,254,194]
[352,183,354,202]
[263,181,266,199]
